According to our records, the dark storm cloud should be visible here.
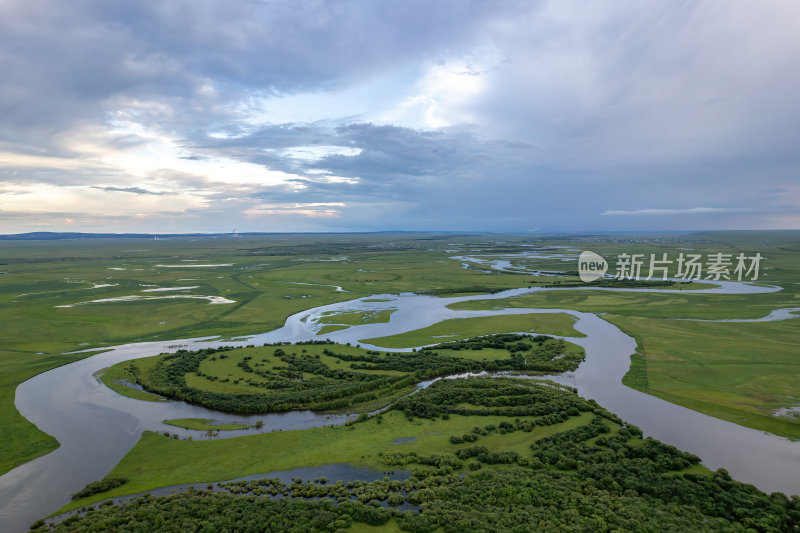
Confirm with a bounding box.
[1,0,799,233]
[204,121,535,186]
[239,122,556,229]
[0,0,509,148]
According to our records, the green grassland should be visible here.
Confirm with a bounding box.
[610,316,800,440]
[317,309,395,326]
[0,234,543,358]
[448,290,800,438]
[162,418,256,431]
[63,408,594,512]
[437,232,800,439]
[317,324,350,335]
[3,231,800,477]
[362,313,582,348]
[447,288,800,320]
[0,233,550,474]
[57,379,634,512]
[106,336,584,414]
[0,352,91,474]
[315,309,395,335]
[95,356,166,402]
[425,336,584,364]
[53,378,799,533]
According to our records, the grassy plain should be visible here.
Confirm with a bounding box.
[443,232,800,439]
[162,418,255,431]
[362,313,582,348]
[180,343,411,396]
[95,357,166,402]
[317,309,395,326]
[449,296,800,437]
[315,309,395,335]
[0,352,89,474]
[62,408,598,512]
[0,233,540,474]
[610,316,800,440]
[106,336,581,416]
[448,288,800,320]
[3,230,800,476]
[60,376,735,531]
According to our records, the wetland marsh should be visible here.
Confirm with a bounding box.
[1,232,798,531]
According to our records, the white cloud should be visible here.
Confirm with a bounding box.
[243,202,346,219]
[0,151,104,172]
[377,52,495,129]
[99,117,303,187]
[0,183,205,215]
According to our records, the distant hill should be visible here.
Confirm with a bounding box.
[0,232,226,240]
[0,231,446,241]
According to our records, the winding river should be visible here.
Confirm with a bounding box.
[0,280,798,532]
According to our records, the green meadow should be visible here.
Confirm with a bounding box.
[0,352,88,474]
[162,418,256,431]
[443,232,800,439]
[62,378,800,533]
[0,233,537,474]
[362,313,583,348]
[611,316,800,440]
[448,287,800,320]
[95,357,166,403]
[106,336,583,415]
[60,412,591,512]
[61,409,600,512]
[447,292,800,438]
[316,309,395,335]
[2,230,800,478]
[318,309,395,326]
[59,376,612,513]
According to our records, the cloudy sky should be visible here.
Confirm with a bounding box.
[1,0,799,234]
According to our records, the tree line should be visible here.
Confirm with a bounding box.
[43,378,800,532]
[128,336,584,414]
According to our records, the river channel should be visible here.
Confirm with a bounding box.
[0,280,797,532]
